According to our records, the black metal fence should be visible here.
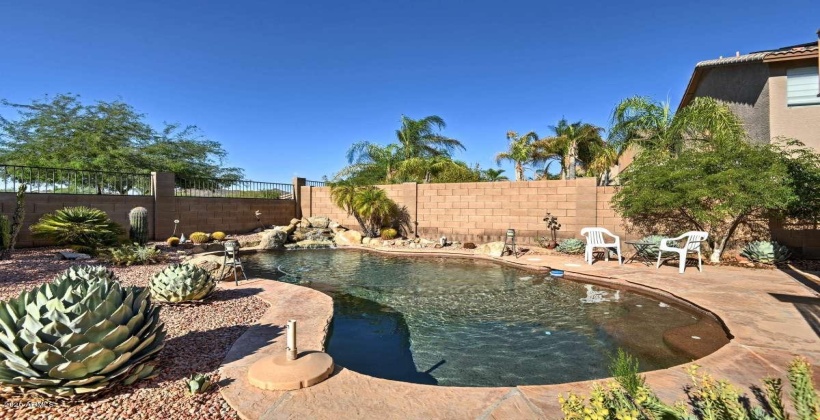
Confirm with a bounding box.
[0,165,152,195]
[175,177,294,199]
[305,179,326,187]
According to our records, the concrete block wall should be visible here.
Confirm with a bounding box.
[0,172,301,247]
[0,194,154,247]
[301,178,636,245]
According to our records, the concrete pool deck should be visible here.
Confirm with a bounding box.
[218,246,820,419]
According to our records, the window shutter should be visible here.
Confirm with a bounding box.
[786,66,820,106]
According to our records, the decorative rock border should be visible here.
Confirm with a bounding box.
[219,245,820,419]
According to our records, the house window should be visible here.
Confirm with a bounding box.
[786,66,820,106]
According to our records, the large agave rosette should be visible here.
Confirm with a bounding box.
[0,268,164,398]
[150,263,215,303]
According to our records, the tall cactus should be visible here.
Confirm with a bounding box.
[0,184,26,260]
[129,207,149,245]
[0,215,10,255]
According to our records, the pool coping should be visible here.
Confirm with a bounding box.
[218,244,820,419]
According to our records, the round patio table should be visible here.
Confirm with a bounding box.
[624,241,656,265]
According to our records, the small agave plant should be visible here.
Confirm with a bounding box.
[0,268,164,398]
[186,372,212,395]
[556,238,585,254]
[150,263,216,303]
[54,265,117,283]
[741,241,792,264]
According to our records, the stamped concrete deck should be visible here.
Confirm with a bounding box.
[219,246,820,419]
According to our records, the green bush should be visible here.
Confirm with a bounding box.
[0,266,164,398]
[741,241,791,264]
[30,206,123,251]
[106,243,163,266]
[560,355,818,420]
[556,238,585,254]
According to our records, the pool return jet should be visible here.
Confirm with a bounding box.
[247,320,334,390]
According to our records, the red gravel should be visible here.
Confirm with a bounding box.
[0,246,269,419]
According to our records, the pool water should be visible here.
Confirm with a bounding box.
[245,249,724,387]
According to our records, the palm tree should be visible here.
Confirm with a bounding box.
[329,181,368,233]
[586,141,619,185]
[342,142,402,184]
[352,186,395,237]
[482,168,509,181]
[609,96,745,157]
[536,119,605,179]
[495,131,539,181]
[395,115,465,159]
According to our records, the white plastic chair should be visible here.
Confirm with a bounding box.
[655,231,709,274]
[580,227,622,265]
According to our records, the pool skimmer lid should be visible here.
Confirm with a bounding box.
[248,320,334,391]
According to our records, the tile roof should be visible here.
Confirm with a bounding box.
[695,52,769,68]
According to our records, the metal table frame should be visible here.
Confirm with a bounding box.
[624,241,656,265]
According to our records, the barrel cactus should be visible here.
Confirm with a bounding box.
[556,238,585,254]
[0,269,164,398]
[150,263,215,303]
[54,265,116,283]
[128,207,149,245]
[166,237,179,247]
[741,241,791,264]
[211,231,226,241]
[189,232,209,245]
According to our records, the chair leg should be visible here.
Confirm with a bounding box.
[617,245,622,265]
[585,246,592,265]
[656,251,662,269]
[697,251,703,272]
[219,255,227,282]
[678,251,686,274]
[604,247,609,262]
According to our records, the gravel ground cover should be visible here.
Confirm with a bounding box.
[0,246,268,419]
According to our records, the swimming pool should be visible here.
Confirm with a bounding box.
[245,249,727,387]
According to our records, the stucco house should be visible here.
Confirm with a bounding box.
[679,30,820,151]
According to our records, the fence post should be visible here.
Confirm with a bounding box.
[152,172,176,240]
[293,177,306,219]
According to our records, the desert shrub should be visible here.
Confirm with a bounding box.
[211,231,227,241]
[559,355,818,420]
[380,228,398,239]
[556,238,585,254]
[189,232,209,244]
[166,236,180,246]
[30,206,123,251]
[106,243,163,266]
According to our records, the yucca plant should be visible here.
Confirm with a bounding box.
[188,232,209,245]
[0,268,164,398]
[30,206,123,251]
[740,241,792,264]
[150,263,215,303]
[556,238,585,254]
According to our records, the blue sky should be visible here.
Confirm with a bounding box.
[1,1,818,182]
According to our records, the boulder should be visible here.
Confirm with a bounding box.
[475,241,508,258]
[260,229,288,250]
[463,242,477,249]
[369,238,382,247]
[328,221,341,230]
[290,218,301,225]
[186,254,233,281]
[285,239,335,250]
[334,230,363,245]
[308,216,330,229]
[300,217,311,228]
[362,237,371,245]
